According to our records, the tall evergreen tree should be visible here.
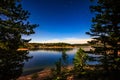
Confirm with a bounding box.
[86,0,120,70]
[0,0,38,79]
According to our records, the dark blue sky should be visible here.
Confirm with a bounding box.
[22,0,93,44]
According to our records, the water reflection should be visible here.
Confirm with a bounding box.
[23,48,75,75]
[30,48,73,52]
[23,48,101,75]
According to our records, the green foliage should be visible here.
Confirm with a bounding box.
[55,58,62,75]
[51,50,69,80]
[87,0,120,70]
[0,0,37,79]
[73,48,88,72]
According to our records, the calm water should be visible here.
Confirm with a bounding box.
[23,48,101,75]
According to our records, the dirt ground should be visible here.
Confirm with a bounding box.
[17,66,74,80]
[17,69,52,80]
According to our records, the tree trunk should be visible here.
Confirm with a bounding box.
[114,49,118,58]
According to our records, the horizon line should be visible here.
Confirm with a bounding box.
[29,38,92,44]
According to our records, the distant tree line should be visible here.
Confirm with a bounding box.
[23,43,90,49]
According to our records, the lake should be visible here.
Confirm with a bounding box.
[23,48,101,75]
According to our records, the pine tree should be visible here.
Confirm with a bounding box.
[86,0,120,70]
[0,0,38,79]
[74,48,88,72]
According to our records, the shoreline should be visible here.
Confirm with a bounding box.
[17,65,97,80]
[17,48,29,51]
[17,68,51,80]
[18,66,73,80]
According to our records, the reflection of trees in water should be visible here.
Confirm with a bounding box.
[62,50,68,66]
[0,49,31,80]
[31,48,73,52]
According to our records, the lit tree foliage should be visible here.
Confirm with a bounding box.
[74,48,88,72]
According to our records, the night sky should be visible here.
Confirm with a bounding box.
[22,0,93,44]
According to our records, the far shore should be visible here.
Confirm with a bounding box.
[17,48,29,51]
[17,47,74,51]
[18,45,93,51]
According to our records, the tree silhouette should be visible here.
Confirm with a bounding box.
[0,0,37,79]
[86,0,120,70]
